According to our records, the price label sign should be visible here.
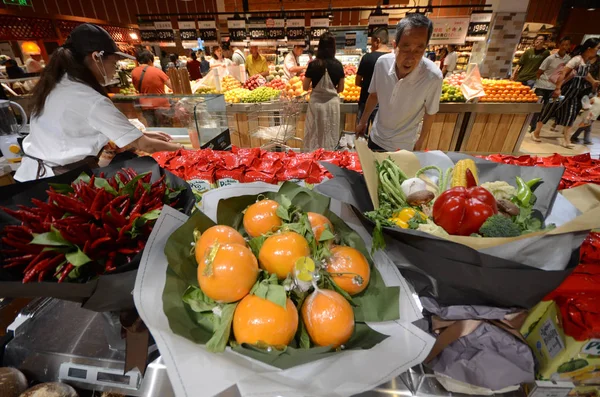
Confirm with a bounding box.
[345,32,357,49]
[310,17,329,41]
[429,17,470,45]
[154,21,174,42]
[248,18,267,40]
[228,18,247,43]
[368,14,389,37]
[286,19,306,42]
[178,21,197,41]
[466,12,493,42]
[266,18,285,40]
[198,19,218,44]
[139,22,157,43]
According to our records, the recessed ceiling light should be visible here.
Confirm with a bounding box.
[588,8,596,11]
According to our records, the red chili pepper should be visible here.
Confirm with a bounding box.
[57,263,74,283]
[433,186,498,236]
[91,236,112,250]
[102,195,128,213]
[118,248,138,255]
[3,254,35,268]
[130,190,148,217]
[23,251,49,274]
[103,223,118,238]
[119,197,131,217]
[150,175,166,189]
[2,238,43,253]
[109,206,128,227]
[1,207,41,223]
[89,189,104,216]
[105,252,117,272]
[23,254,65,283]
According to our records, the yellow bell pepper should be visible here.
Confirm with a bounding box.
[389,208,426,229]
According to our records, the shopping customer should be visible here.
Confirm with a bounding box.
[533,37,600,148]
[231,46,246,66]
[186,52,202,80]
[530,37,572,131]
[512,35,550,88]
[356,13,443,152]
[283,45,307,80]
[15,24,181,182]
[209,45,232,70]
[245,46,269,77]
[303,33,345,150]
[441,44,457,77]
[356,27,390,137]
[131,50,173,127]
[200,55,210,75]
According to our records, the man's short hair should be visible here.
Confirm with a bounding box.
[535,34,546,41]
[559,36,571,44]
[136,50,154,64]
[395,13,433,45]
[371,27,389,45]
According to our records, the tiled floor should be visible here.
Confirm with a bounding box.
[519,121,600,157]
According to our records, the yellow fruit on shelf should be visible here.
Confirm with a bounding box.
[341,74,361,102]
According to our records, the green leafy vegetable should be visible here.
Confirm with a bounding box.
[30,228,73,247]
[182,286,217,313]
[65,248,92,267]
[205,303,238,353]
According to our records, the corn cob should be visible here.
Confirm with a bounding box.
[451,159,479,188]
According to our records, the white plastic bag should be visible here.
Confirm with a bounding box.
[460,64,485,101]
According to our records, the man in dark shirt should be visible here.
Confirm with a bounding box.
[186,52,202,80]
[356,27,391,135]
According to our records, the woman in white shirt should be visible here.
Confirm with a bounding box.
[209,45,232,70]
[15,23,181,182]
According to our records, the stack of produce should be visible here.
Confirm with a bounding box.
[224,88,251,103]
[480,79,538,102]
[340,75,361,102]
[220,75,242,92]
[195,86,218,94]
[243,75,266,90]
[264,77,286,90]
[444,72,466,87]
[119,85,136,95]
[266,65,285,81]
[1,169,183,283]
[183,197,374,352]
[152,147,362,192]
[440,82,466,102]
[366,158,554,249]
[344,64,357,76]
[241,86,280,103]
[282,76,306,99]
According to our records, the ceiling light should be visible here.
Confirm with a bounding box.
[129,32,138,40]
[588,8,596,11]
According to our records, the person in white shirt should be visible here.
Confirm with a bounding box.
[209,45,232,70]
[15,23,181,182]
[356,13,443,152]
[24,54,43,73]
[231,46,246,66]
[529,37,571,131]
[441,44,457,77]
[283,45,307,80]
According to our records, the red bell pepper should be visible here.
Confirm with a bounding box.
[433,186,498,236]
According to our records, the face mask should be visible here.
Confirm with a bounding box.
[94,51,118,86]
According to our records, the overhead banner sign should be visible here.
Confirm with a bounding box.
[228,18,247,44]
[310,17,329,43]
[248,18,267,41]
[466,12,493,41]
[178,21,197,42]
[139,22,157,43]
[345,32,357,49]
[286,18,305,44]
[266,18,285,40]
[368,14,389,37]
[429,17,469,45]
[198,19,218,44]
[154,20,175,42]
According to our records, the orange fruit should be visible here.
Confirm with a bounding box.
[302,289,354,347]
[233,294,298,346]
[259,231,310,279]
[307,212,334,241]
[198,243,259,303]
[326,246,371,295]
[195,225,246,262]
[243,199,282,238]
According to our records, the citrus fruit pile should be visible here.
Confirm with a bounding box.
[480,79,539,103]
[224,87,250,103]
[190,197,372,352]
[340,75,361,102]
[220,75,242,92]
[440,82,466,103]
[282,76,307,99]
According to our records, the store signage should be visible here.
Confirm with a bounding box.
[4,0,32,6]
[466,12,493,42]
[429,17,469,45]
[198,19,218,44]
[154,21,174,41]
[310,17,329,42]
[178,21,197,41]
[345,33,357,49]
[228,18,247,43]
[139,22,157,43]
[286,18,306,42]
[266,18,285,40]
[248,18,268,40]
[368,14,389,37]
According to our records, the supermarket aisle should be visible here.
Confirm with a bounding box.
[519,122,600,157]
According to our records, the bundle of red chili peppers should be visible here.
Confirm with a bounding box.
[1,169,182,283]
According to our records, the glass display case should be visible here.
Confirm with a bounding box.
[110,93,230,150]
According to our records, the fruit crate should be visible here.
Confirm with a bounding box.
[246,96,304,150]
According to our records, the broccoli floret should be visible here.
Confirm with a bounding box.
[479,215,521,238]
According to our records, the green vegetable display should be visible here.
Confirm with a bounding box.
[479,215,522,238]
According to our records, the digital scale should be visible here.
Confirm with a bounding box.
[1,298,527,396]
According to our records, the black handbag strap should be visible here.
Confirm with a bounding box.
[137,66,149,92]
